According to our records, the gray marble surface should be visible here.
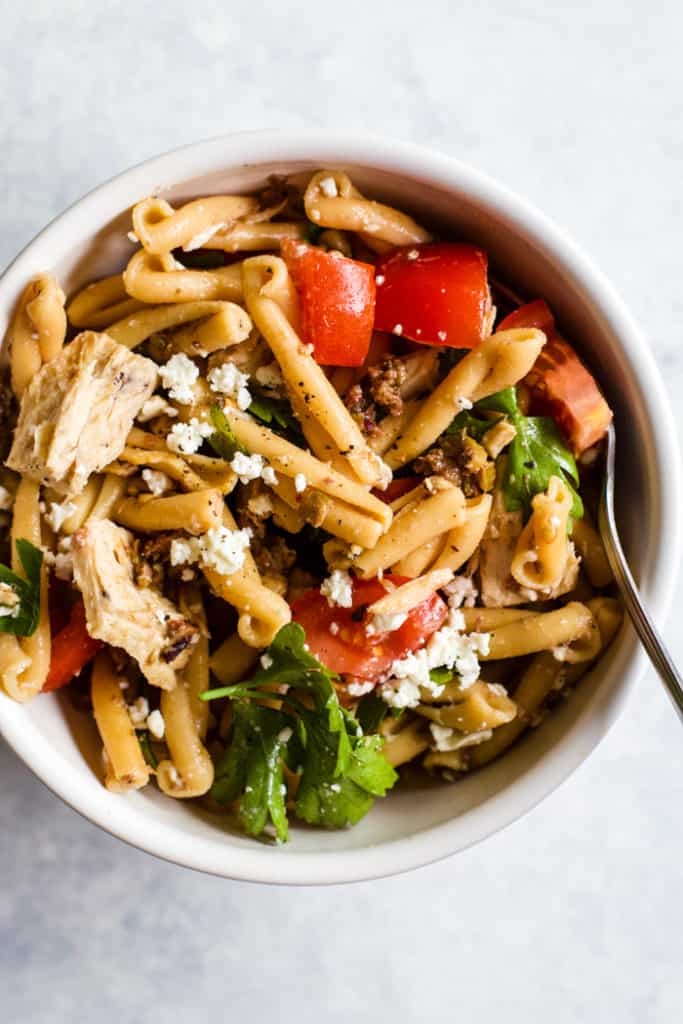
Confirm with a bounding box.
[2,1,683,1020]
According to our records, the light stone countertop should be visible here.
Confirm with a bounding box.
[2,2,683,1021]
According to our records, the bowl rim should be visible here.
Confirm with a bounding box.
[1,130,680,885]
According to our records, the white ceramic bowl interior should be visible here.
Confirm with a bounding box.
[0,133,679,884]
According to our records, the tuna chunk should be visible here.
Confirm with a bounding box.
[72,519,197,689]
[7,331,157,496]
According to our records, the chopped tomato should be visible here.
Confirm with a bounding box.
[373,476,421,504]
[373,243,490,349]
[499,300,613,454]
[282,239,375,366]
[291,576,447,683]
[43,600,103,692]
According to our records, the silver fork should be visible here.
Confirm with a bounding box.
[598,422,683,719]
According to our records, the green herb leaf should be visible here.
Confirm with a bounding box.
[247,393,305,446]
[137,730,159,770]
[0,540,43,637]
[473,388,583,519]
[356,690,390,733]
[207,405,248,461]
[429,666,454,686]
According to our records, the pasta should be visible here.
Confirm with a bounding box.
[0,167,619,846]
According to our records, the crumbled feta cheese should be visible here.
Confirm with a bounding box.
[127,230,139,244]
[366,610,408,635]
[142,468,172,496]
[429,723,454,751]
[329,621,340,636]
[375,274,385,285]
[347,680,374,698]
[329,783,341,793]
[261,466,278,486]
[294,473,307,494]
[445,575,478,609]
[207,362,251,410]
[254,362,284,390]
[54,535,74,581]
[0,485,13,512]
[393,323,403,336]
[230,451,265,485]
[146,708,165,739]
[45,500,76,533]
[406,249,419,260]
[166,417,213,455]
[429,722,493,751]
[278,726,293,743]
[380,608,490,708]
[261,652,274,670]
[170,537,201,566]
[320,569,353,608]
[0,582,20,618]
[128,696,150,725]
[160,354,199,404]
[137,395,178,422]
[319,176,338,198]
[199,526,252,576]
[182,222,227,252]
[456,396,473,411]
[437,330,447,342]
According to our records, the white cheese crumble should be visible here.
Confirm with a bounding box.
[142,468,172,496]
[207,362,251,411]
[182,222,227,252]
[261,653,274,670]
[375,274,385,285]
[429,722,493,752]
[0,582,19,618]
[437,330,447,342]
[127,230,139,244]
[128,697,150,725]
[445,575,478,609]
[347,680,374,698]
[54,536,74,581]
[45,500,76,533]
[329,621,340,636]
[406,249,420,260]
[294,473,307,494]
[393,323,404,336]
[366,611,408,635]
[137,395,178,422]
[146,708,165,739]
[160,354,199,405]
[254,362,284,390]
[261,466,278,486]
[230,451,265,485]
[170,526,252,577]
[0,485,14,511]
[166,417,213,455]
[320,569,353,608]
[319,176,338,197]
[380,609,490,709]
[456,396,473,411]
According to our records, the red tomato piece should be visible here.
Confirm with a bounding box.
[373,243,490,348]
[282,239,376,367]
[499,300,613,454]
[291,576,447,683]
[43,600,104,693]
[372,476,421,504]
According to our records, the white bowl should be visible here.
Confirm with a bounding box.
[0,132,679,884]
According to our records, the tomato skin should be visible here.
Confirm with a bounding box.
[374,243,490,349]
[291,576,447,682]
[372,476,421,504]
[43,600,104,692]
[499,300,613,454]
[282,239,376,367]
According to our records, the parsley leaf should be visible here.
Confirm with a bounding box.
[473,388,583,519]
[203,623,398,838]
[247,393,306,446]
[207,404,248,461]
[0,540,43,637]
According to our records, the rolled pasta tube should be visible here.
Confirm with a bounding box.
[367,569,453,618]
[571,516,613,588]
[157,680,214,798]
[132,194,258,254]
[125,427,168,451]
[417,681,517,733]
[352,484,466,579]
[0,635,32,702]
[209,631,260,686]
[368,401,420,456]
[8,479,50,700]
[304,171,431,247]
[288,390,360,482]
[511,477,573,591]
[385,329,546,469]
[381,718,430,767]
[204,221,307,252]
[67,273,145,329]
[480,601,594,661]
[460,607,538,632]
[272,477,384,549]
[55,477,101,535]
[241,256,389,488]
[223,410,392,529]
[431,493,493,573]
[9,275,66,395]
[587,596,623,645]
[113,488,224,534]
[391,535,446,577]
[88,474,128,520]
[106,300,251,351]
[270,494,306,534]
[114,447,235,494]
[123,250,244,304]
[91,651,150,792]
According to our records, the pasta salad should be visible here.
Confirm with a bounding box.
[0,170,621,843]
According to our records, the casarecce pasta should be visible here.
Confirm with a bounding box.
[0,168,619,845]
